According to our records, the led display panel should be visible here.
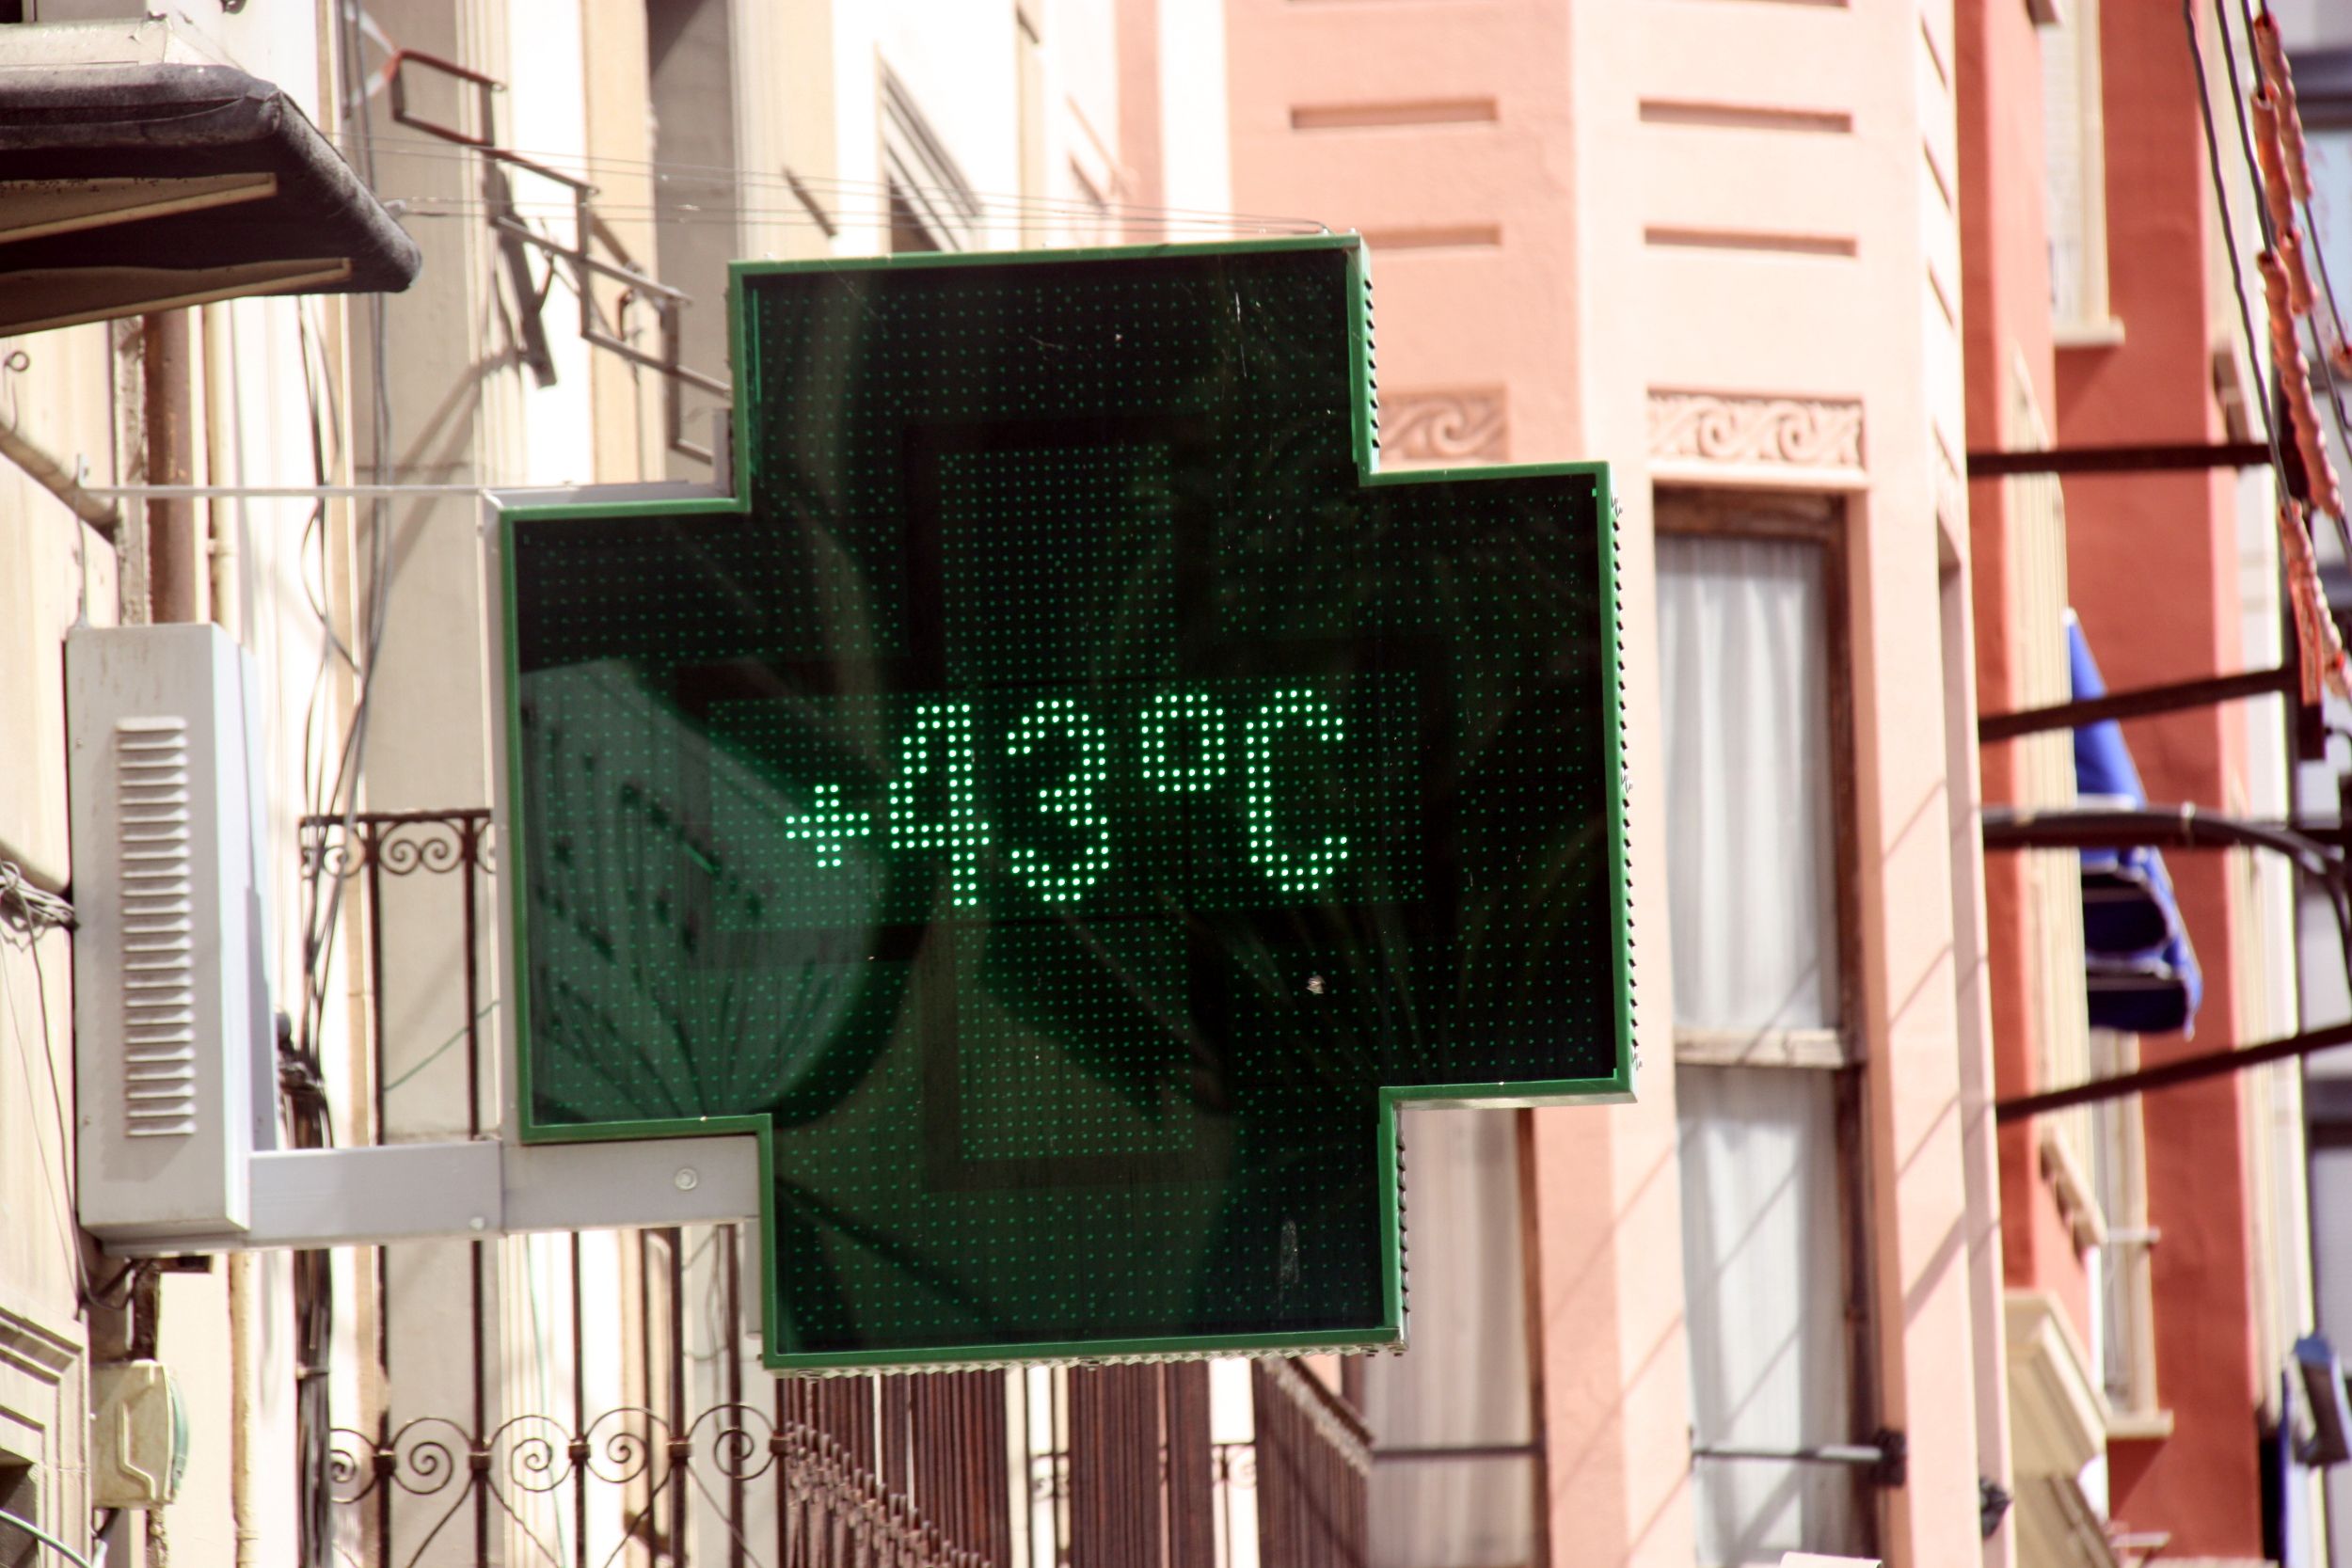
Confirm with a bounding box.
[498,235,1630,1370]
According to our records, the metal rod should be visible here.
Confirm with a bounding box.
[302,807,492,831]
[83,483,496,499]
[1372,1442,1544,1463]
[571,1232,587,1568]
[723,1224,744,1568]
[490,214,692,300]
[1979,805,2338,879]
[470,1243,488,1566]
[372,827,391,1568]
[462,816,483,1139]
[1964,440,2273,476]
[1979,665,2295,741]
[667,1227,687,1568]
[1690,1442,1888,1465]
[1996,1020,2352,1120]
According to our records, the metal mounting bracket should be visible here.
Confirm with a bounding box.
[102,1132,760,1255]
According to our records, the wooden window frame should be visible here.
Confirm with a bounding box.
[1655,489,1865,1060]
[1656,487,1883,1560]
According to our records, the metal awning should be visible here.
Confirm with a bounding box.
[0,62,421,335]
[2068,615,2204,1036]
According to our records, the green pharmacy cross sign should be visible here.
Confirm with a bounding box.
[497,234,1631,1371]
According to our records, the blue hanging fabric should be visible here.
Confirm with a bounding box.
[2069,613,2202,1035]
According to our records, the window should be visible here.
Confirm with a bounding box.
[2090,1028,2159,1421]
[0,1456,36,1568]
[1357,1109,1538,1568]
[2042,0,2119,341]
[1658,499,1875,1568]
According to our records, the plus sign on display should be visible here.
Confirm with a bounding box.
[495,235,1631,1370]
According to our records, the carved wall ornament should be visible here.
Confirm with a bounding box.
[1647,391,1865,471]
[1383,388,1507,463]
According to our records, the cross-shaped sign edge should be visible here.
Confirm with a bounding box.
[488,232,1636,1373]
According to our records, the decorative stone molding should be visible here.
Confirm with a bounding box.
[1646,390,1864,472]
[1383,389,1506,464]
[0,1296,76,1386]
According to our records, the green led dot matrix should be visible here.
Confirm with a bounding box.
[497,233,1631,1372]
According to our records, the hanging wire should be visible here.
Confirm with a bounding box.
[0,861,74,938]
[0,861,88,1314]
[335,132,1330,236]
[2215,0,2352,531]
[2183,0,2317,536]
[2234,0,2352,465]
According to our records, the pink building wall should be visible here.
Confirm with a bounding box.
[1215,2,1998,1563]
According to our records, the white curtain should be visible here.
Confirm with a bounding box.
[1363,1109,1535,1568]
[1677,1066,1865,1566]
[1656,535,1839,1033]
[1658,532,1863,1565]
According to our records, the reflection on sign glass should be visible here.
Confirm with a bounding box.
[501,236,1630,1370]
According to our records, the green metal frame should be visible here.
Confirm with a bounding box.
[494,233,1632,1371]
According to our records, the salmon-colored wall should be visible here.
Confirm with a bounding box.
[1953,0,2099,1356]
[2054,7,2262,1554]
[1220,3,1994,1565]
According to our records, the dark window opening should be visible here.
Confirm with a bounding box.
[0,1458,40,1568]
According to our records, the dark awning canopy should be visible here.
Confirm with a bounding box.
[0,63,421,335]
[2070,614,2204,1036]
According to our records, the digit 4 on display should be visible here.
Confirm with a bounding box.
[494,234,1632,1371]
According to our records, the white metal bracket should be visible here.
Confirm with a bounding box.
[107,1133,760,1255]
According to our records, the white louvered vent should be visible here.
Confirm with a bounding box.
[70,625,266,1239]
[116,718,199,1138]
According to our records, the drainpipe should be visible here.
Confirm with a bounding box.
[228,1253,261,1568]
[202,303,240,641]
[191,303,263,1568]
[141,310,201,625]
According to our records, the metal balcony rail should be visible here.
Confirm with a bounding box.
[295,808,1372,1567]
[385,49,733,466]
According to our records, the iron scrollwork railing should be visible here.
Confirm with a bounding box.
[329,1407,992,1568]
[292,808,1375,1568]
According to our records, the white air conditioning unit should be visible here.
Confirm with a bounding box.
[67,624,274,1241]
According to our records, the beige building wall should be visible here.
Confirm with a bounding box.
[1,10,371,1568]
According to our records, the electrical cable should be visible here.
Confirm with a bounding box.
[2236,0,2352,458]
[335,131,1330,234]
[0,874,89,1312]
[0,1510,98,1568]
[2185,0,2305,539]
[2217,0,2352,522]
[0,861,73,937]
[2182,0,2352,709]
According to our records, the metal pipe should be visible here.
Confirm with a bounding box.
[1691,1442,1889,1465]
[0,413,121,538]
[201,303,241,641]
[229,1252,261,1568]
[1979,665,2296,741]
[1996,1020,2352,1120]
[86,483,494,499]
[0,1511,99,1568]
[1372,1442,1543,1463]
[1979,804,2339,879]
[1964,440,2273,476]
[142,311,202,624]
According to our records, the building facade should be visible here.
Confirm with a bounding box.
[4,1,2345,1567]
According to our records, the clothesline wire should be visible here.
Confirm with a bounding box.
[338,133,1329,232]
